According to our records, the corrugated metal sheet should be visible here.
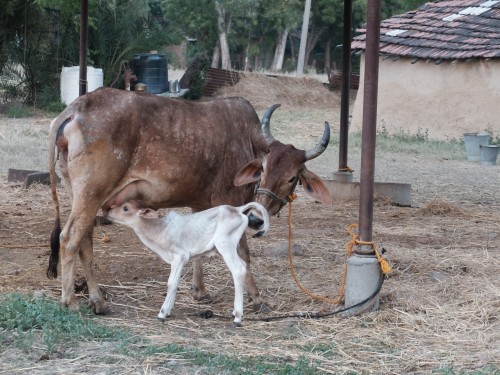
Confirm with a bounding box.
[328,70,360,90]
[203,68,241,96]
[352,0,500,60]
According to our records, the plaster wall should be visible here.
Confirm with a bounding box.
[351,55,500,140]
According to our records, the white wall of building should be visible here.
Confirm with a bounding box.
[352,56,500,140]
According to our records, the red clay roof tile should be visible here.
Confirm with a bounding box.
[352,0,500,60]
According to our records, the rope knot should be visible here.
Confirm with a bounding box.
[287,193,297,202]
[346,223,391,274]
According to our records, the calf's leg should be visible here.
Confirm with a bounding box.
[216,241,247,327]
[158,255,188,321]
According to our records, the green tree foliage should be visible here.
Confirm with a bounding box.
[162,0,219,63]
[0,0,431,107]
[0,0,181,106]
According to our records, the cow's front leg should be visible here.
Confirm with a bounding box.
[192,257,213,302]
[238,235,272,312]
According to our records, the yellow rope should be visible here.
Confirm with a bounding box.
[287,195,347,305]
[346,224,392,274]
[338,167,354,172]
[286,202,391,305]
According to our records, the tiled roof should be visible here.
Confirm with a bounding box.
[352,0,500,60]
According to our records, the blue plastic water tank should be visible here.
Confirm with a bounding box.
[131,53,168,94]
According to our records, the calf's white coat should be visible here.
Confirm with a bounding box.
[107,200,270,326]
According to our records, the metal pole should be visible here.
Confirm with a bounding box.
[296,0,311,78]
[343,0,382,315]
[79,0,88,96]
[338,0,353,172]
[359,0,381,244]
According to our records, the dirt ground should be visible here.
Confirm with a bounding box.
[0,74,499,374]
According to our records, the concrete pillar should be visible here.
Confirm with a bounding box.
[344,250,381,315]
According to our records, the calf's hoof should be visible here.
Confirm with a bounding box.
[157,317,166,323]
[231,322,242,329]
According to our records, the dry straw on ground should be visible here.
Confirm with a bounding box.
[214,72,341,110]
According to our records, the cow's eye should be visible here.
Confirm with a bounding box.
[123,206,129,212]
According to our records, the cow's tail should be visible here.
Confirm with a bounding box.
[239,202,270,238]
[46,116,70,279]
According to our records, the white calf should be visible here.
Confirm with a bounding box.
[107,200,270,326]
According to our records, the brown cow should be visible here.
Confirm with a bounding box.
[47,87,332,314]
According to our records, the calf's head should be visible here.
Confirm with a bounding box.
[107,200,158,226]
[234,104,332,217]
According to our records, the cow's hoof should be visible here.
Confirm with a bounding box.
[157,317,166,323]
[194,293,213,303]
[252,302,272,313]
[65,301,80,312]
[90,300,109,315]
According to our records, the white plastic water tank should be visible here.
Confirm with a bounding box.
[60,66,103,105]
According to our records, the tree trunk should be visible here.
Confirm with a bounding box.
[212,43,221,68]
[288,34,296,68]
[304,26,324,71]
[218,31,231,70]
[215,0,232,70]
[270,29,289,72]
[324,37,332,73]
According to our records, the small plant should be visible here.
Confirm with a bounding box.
[4,104,35,118]
[0,293,130,354]
[36,85,66,114]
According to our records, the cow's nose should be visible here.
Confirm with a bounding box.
[248,213,264,230]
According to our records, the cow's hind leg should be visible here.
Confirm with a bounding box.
[79,233,107,314]
[59,202,104,312]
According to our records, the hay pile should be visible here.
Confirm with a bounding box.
[214,72,341,110]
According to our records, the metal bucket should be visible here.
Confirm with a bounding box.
[480,144,499,166]
[169,79,179,93]
[463,132,490,161]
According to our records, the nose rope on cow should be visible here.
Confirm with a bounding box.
[254,176,300,214]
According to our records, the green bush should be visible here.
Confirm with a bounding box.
[4,104,35,118]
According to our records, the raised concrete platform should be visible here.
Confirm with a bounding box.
[7,168,59,188]
[325,180,412,207]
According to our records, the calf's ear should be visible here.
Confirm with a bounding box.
[138,208,159,219]
[299,168,332,205]
[234,159,263,186]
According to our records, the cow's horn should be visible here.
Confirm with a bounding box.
[304,122,331,161]
[261,104,281,143]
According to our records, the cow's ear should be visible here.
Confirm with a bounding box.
[234,159,263,186]
[299,168,332,205]
[138,208,159,219]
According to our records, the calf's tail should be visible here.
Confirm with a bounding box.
[239,202,270,238]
